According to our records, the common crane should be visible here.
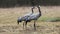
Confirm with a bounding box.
[25,6,41,30]
[17,7,34,29]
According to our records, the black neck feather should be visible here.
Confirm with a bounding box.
[37,6,41,16]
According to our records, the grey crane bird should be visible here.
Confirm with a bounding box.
[17,7,34,24]
[17,7,34,29]
[25,6,41,30]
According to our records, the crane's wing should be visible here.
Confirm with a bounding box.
[27,14,39,20]
[24,12,32,17]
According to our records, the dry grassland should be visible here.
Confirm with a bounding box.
[0,6,60,34]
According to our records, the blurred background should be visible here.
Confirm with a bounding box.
[0,0,60,8]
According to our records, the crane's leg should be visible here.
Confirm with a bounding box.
[17,21,19,24]
[34,20,36,31]
[23,22,24,30]
[25,21,27,30]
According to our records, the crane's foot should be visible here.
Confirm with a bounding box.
[34,27,36,31]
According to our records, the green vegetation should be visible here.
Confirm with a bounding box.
[39,17,60,22]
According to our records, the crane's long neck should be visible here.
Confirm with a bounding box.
[31,7,34,13]
[37,6,41,16]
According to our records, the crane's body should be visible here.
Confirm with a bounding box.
[17,7,34,24]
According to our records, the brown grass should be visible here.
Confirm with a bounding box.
[0,6,60,34]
